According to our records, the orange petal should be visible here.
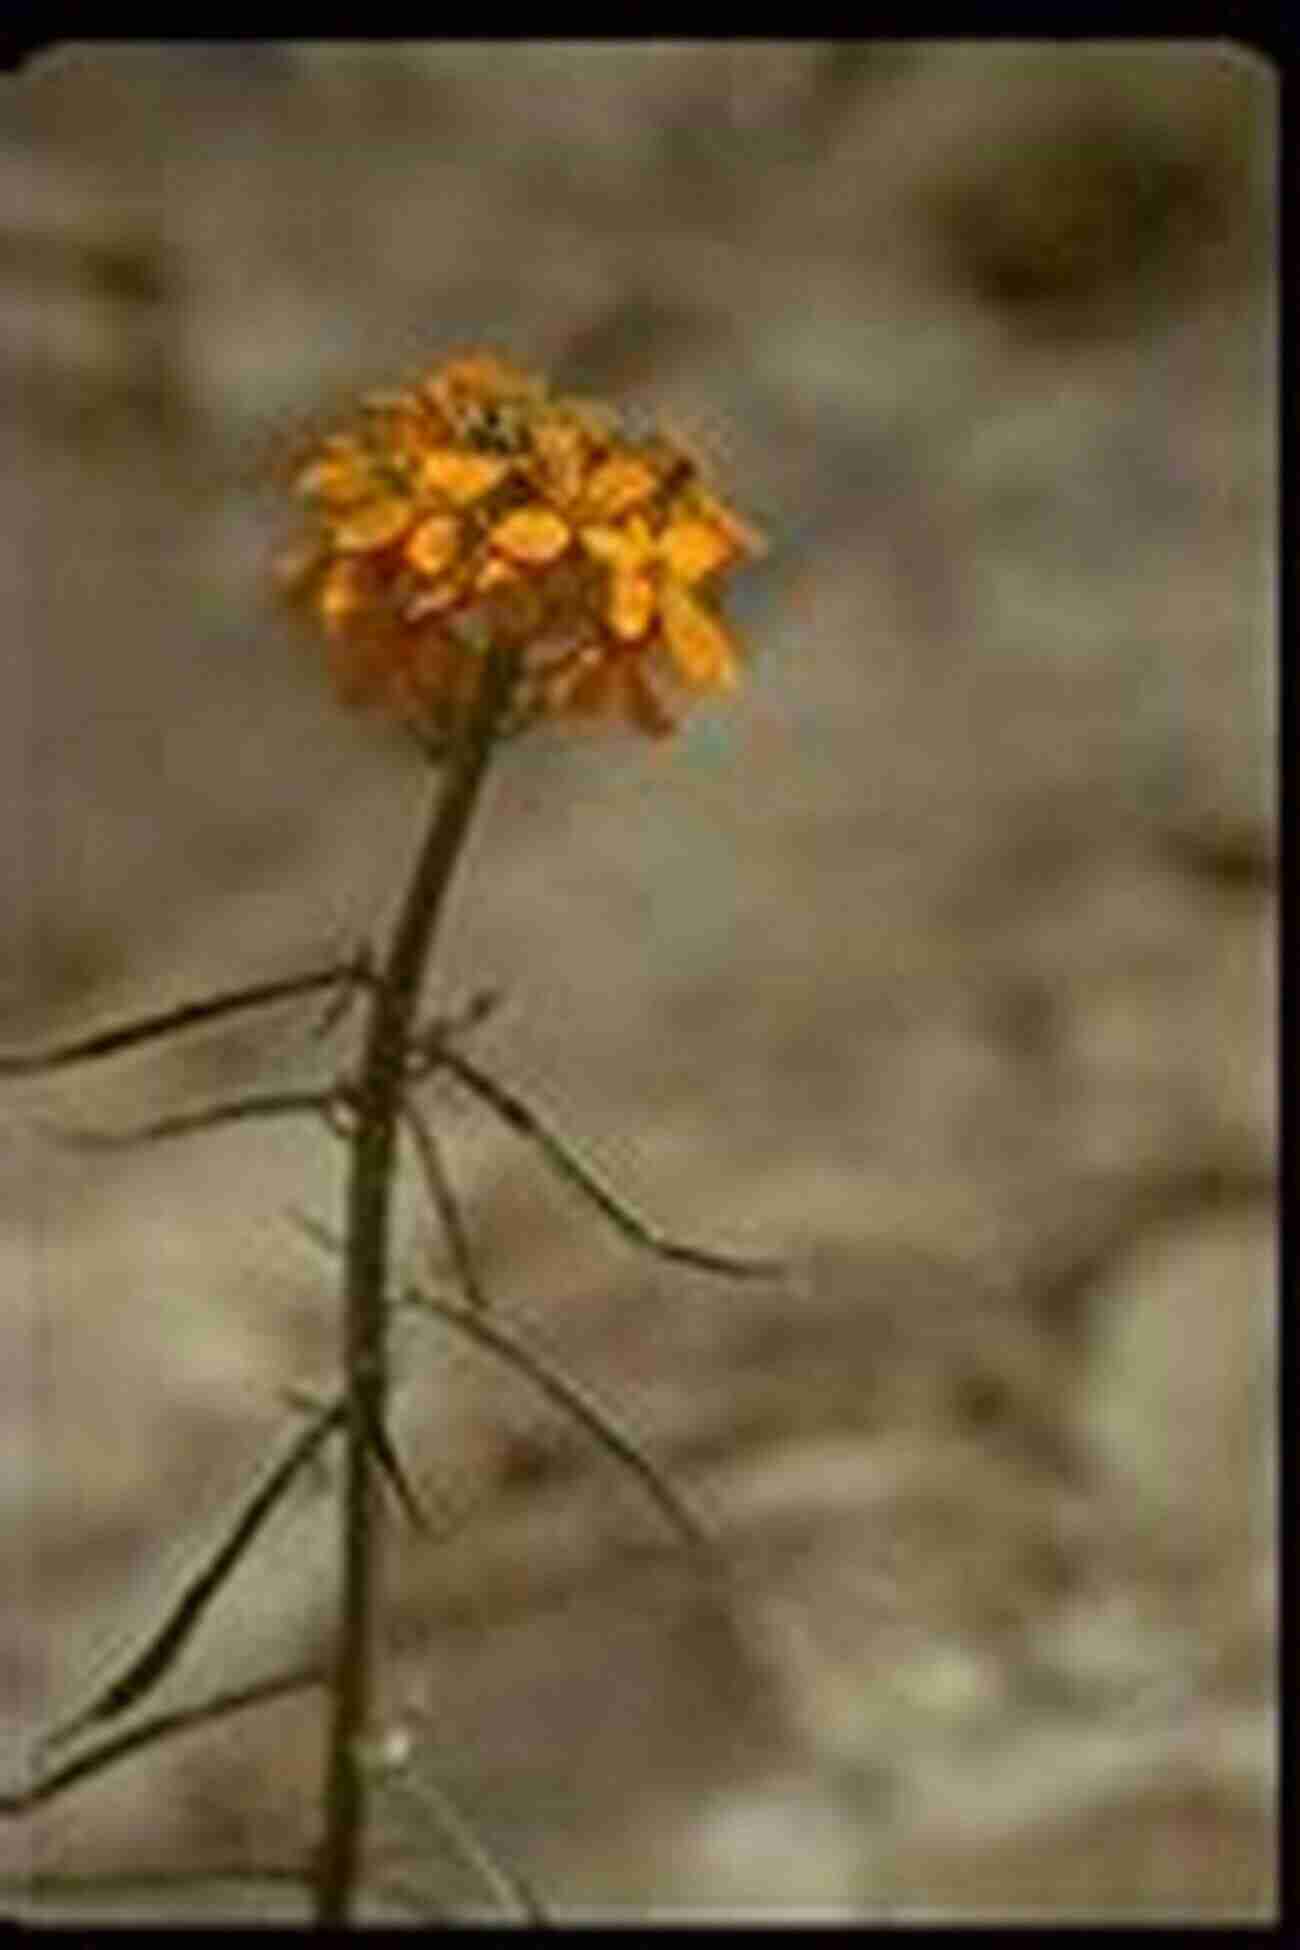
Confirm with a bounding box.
[405,630,463,697]
[416,449,513,505]
[659,579,738,688]
[318,558,371,632]
[332,498,413,552]
[608,569,657,641]
[425,353,539,413]
[295,447,372,506]
[490,506,571,565]
[361,388,423,415]
[405,514,462,580]
[617,659,676,737]
[475,554,522,592]
[550,393,621,444]
[274,540,322,594]
[406,580,465,619]
[657,516,736,584]
[326,632,389,707]
[386,414,436,466]
[557,652,620,719]
[581,456,659,522]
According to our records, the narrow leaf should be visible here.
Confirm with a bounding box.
[6,1667,324,1816]
[0,961,366,1079]
[402,1100,488,1310]
[432,1049,784,1280]
[41,1402,341,1750]
[38,1088,339,1150]
[404,1284,710,1558]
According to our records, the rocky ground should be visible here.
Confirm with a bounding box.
[1,43,1276,1921]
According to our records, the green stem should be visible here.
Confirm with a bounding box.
[313,645,520,1928]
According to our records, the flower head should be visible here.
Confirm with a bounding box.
[279,350,764,740]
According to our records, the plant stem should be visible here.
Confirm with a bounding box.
[313,645,520,1927]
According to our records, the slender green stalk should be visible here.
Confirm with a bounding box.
[314,644,520,1928]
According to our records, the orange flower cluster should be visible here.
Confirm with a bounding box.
[279,352,764,740]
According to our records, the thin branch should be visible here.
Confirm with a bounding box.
[361,1421,431,1536]
[405,986,504,1071]
[4,1667,325,1816]
[285,1206,345,1259]
[279,1381,431,1539]
[285,1210,489,1547]
[40,1400,342,1752]
[378,1731,548,1926]
[402,1284,710,1559]
[36,1087,343,1151]
[430,1047,785,1281]
[0,959,368,1079]
[401,1098,489,1310]
[309,940,375,1043]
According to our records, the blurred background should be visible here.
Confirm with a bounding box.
[1,42,1276,1920]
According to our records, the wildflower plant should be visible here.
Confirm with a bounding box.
[280,349,762,742]
[3,352,774,1925]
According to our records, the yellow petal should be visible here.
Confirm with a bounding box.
[490,506,572,564]
[416,449,512,505]
[580,514,654,571]
[333,498,413,552]
[657,517,735,584]
[608,569,657,641]
[581,456,659,522]
[405,514,462,579]
[579,523,631,568]
[687,490,766,558]
[659,580,738,688]
[530,416,590,505]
